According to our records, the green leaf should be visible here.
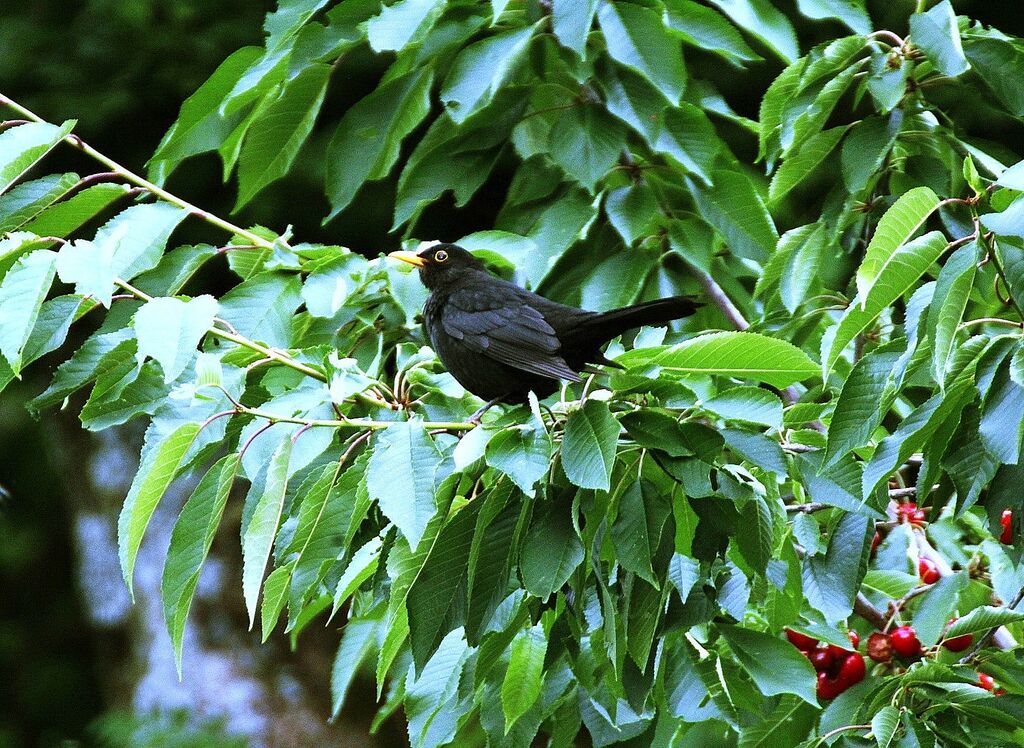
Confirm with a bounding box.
[23,183,131,238]
[914,572,966,646]
[332,535,383,613]
[841,117,898,194]
[520,504,583,599]
[133,295,218,383]
[718,624,817,704]
[862,379,974,499]
[738,695,817,748]
[758,60,801,167]
[780,222,828,314]
[118,421,202,598]
[235,63,331,209]
[823,346,900,468]
[407,499,477,670]
[945,605,1024,638]
[598,59,667,144]
[703,386,783,429]
[546,105,625,192]
[393,103,520,229]
[617,331,818,389]
[795,0,870,34]
[802,512,870,623]
[27,328,133,415]
[605,185,659,246]
[330,609,383,719]
[688,169,778,262]
[367,0,445,52]
[612,480,665,586]
[0,121,75,194]
[440,26,535,124]
[366,421,443,549]
[325,67,433,219]
[162,453,239,676]
[0,172,77,233]
[706,0,799,63]
[598,2,687,103]
[219,271,302,348]
[928,240,979,384]
[653,103,721,185]
[965,38,1024,117]
[502,625,547,733]
[981,195,1024,240]
[997,159,1024,191]
[485,411,552,497]
[667,553,700,601]
[0,294,88,392]
[909,0,969,78]
[856,186,940,303]
[241,437,292,628]
[871,705,900,748]
[55,203,188,305]
[786,64,859,155]
[148,47,263,178]
[260,564,292,642]
[768,125,848,203]
[734,495,773,574]
[664,0,760,65]
[79,357,169,431]
[823,231,948,377]
[561,399,620,491]
[552,0,596,57]
[286,461,363,619]
[0,248,57,374]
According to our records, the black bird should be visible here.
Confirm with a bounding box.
[389,243,700,407]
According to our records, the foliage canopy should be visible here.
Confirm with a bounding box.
[3,0,1024,745]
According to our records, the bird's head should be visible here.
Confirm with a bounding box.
[388,242,486,290]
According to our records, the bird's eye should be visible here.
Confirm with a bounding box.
[434,250,448,262]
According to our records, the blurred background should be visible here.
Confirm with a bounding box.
[0,1,1021,746]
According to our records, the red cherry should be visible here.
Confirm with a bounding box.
[919,558,940,584]
[1001,509,1013,544]
[942,618,973,652]
[836,653,866,688]
[896,502,917,522]
[847,629,860,649]
[867,632,892,662]
[786,628,819,651]
[871,531,881,554]
[889,626,922,658]
[816,670,844,700]
[808,648,834,672]
[979,672,996,691]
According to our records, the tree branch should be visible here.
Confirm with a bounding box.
[0,93,279,251]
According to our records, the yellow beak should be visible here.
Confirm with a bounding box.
[388,250,427,268]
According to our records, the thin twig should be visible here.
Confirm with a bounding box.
[238,404,473,432]
[113,278,327,383]
[0,93,279,251]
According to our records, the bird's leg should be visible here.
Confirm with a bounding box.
[468,396,506,425]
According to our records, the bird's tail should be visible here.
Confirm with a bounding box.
[578,295,701,342]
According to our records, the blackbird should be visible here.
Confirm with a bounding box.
[389,243,700,405]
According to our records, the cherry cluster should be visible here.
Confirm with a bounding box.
[786,618,1006,701]
[786,629,865,699]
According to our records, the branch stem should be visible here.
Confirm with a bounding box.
[0,92,277,250]
[113,278,328,383]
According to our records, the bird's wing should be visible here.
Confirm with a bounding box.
[442,286,582,382]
